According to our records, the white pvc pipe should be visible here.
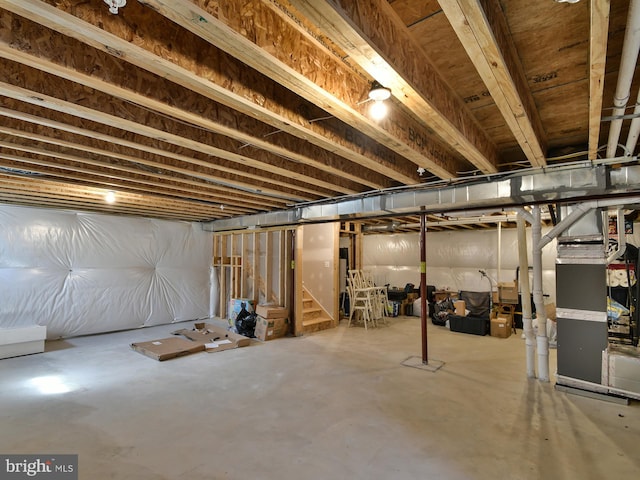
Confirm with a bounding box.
[497,221,502,286]
[538,203,592,249]
[624,88,640,156]
[606,0,640,158]
[517,214,536,378]
[536,197,640,250]
[532,206,550,382]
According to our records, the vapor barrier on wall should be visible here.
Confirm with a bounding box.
[0,205,212,338]
[363,228,557,302]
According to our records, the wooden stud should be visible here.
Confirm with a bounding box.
[332,221,340,326]
[294,226,304,336]
[588,0,611,160]
[265,231,273,305]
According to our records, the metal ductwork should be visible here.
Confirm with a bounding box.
[203,163,640,232]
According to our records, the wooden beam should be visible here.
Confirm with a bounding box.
[0,174,225,220]
[0,79,340,199]
[136,0,466,180]
[0,158,249,218]
[588,0,611,160]
[0,107,301,203]
[0,142,258,213]
[1,0,425,184]
[0,128,288,209]
[0,13,392,191]
[438,0,547,168]
[286,0,499,174]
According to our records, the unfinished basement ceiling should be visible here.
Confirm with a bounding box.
[0,0,638,228]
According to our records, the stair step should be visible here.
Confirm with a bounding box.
[302,316,334,333]
[303,316,331,326]
[301,287,336,334]
[303,307,322,315]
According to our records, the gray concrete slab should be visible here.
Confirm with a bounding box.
[1,317,639,479]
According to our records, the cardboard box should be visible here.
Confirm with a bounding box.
[492,291,499,304]
[174,323,251,352]
[0,325,47,360]
[545,302,557,321]
[228,298,254,322]
[454,300,466,316]
[498,282,518,304]
[491,315,512,338]
[406,292,419,302]
[131,337,205,361]
[255,304,289,319]
[254,316,289,341]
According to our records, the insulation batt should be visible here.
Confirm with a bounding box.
[0,205,212,338]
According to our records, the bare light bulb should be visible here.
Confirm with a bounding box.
[105,191,116,204]
[370,100,388,120]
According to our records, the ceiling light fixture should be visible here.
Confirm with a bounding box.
[104,0,126,14]
[105,191,116,204]
[368,81,392,102]
[554,0,580,3]
[368,81,391,120]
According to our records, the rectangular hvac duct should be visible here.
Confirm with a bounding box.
[203,165,640,232]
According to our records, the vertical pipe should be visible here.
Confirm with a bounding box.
[606,0,640,158]
[420,211,428,364]
[624,88,640,156]
[517,214,536,378]
[290,229,298,336]
[497,221,502,287]
[532,206,550,382]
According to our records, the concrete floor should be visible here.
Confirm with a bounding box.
[1,316,639,480]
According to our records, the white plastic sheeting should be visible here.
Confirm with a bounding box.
[0,205,212,339]
[363,228,557,302]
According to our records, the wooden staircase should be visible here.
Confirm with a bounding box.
[302,287,334,334]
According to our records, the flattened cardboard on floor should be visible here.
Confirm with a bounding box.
[131,337,205,361]
[174,323,250,352]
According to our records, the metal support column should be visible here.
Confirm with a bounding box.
[420,211,428,364]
